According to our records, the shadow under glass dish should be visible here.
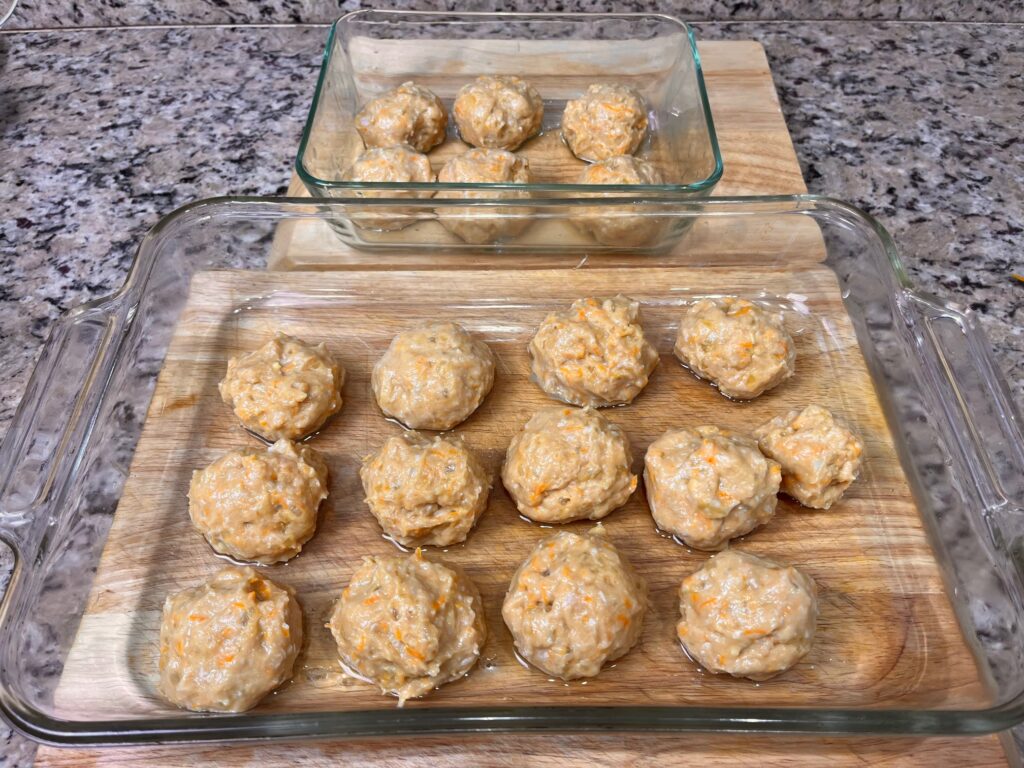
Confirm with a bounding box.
[0,196,1022,747]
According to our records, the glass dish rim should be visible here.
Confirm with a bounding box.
[293,9,726,196]
[1,193,1023,747]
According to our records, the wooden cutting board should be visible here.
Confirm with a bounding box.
[266,39,825,273]
[34,733,1016,767]
[35,40,1012,768]
[43,264,1004,765]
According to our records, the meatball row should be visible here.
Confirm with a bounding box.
[160,530,817,715]
[360,398,862,552]
[354,77,648,157]
[347,147,666,246]
[347,78,661,245]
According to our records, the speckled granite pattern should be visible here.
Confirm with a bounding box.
[694,20,1024,405]
[0,23,1017,438]
[0,19,1021,768]
[6,0,1023,29]
[0,26,319,435]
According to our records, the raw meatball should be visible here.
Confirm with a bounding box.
[502,406,636,523]
[561,83,648,162]
[754,404,864,509]
[453,75,544,151]
[372,321,496,430]
[188,439,328,564]
[502,526,647,680]
[644,426,781,551]
[571,156,666,247]
[360,432,491,547]
[346,145,435,231]
[355,81,447,153]
[158,566,302,712]
[329,552,486,704]
[529,295,659,407]
[677,549,817,680]
[674,297,795,400]
[435,148,532,244]
[220,332,344,441]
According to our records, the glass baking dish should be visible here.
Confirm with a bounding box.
[0,196,1022,748]
[295,11,723,251]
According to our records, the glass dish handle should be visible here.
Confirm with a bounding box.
[906,291,1024,578]
[0,299,122,560]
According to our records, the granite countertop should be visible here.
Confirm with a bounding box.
[0,6,1022,767]
[1,20,1020,438]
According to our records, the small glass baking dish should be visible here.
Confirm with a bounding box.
[295,10,723,251]
[0,196,1022,750]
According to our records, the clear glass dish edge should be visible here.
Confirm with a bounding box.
[0,194,1022,746]
[292,10,725,196]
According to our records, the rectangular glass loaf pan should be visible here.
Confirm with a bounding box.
[296,10,723,252]
[0,196,1023,747]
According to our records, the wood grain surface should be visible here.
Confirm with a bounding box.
[54,267,993,726]
[36,40,1009,768]
[34,732,1015,768]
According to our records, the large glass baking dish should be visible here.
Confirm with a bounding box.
[0,196,1022,748]
[295,11,723,252]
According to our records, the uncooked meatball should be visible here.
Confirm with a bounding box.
[674,297,795,400]
[158,566,302,712]
[435,148,532,244]
[502,406,635,523]
[529,295,659,407]
[561,83,648,162]
[644,426,781,551]
[502,526,647,680]
[346,145,435,231]
[188,439,328,564]
[677,549,817,680]
[329,552,486,704]
[372,321,496,430]
[355,81,448,153]
[754,404,864,509]
[360,432,491,547]
[571,156,665,247]
[220,332,344,441]
[453,75,543,151]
